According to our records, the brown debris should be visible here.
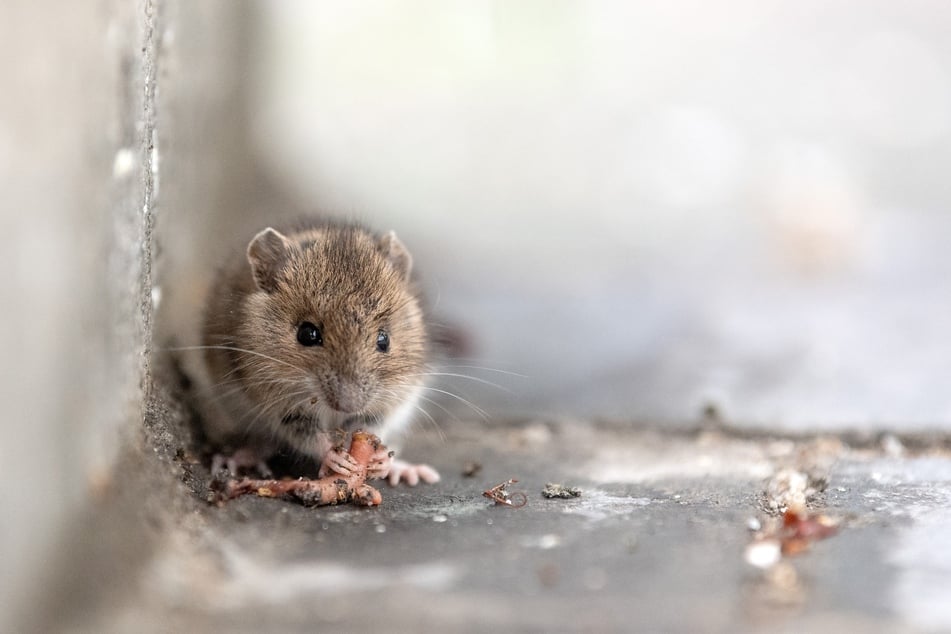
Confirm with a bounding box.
[212,431,384,507]
[778,508,838,556]
[745,508,839,569]
[483,478,527,508]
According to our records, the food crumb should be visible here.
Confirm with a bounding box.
[483,478,528,508]
[744,508,839,569]
[542,482,582,499]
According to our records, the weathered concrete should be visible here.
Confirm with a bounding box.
[0,0,157,627]
[32,377,951,632]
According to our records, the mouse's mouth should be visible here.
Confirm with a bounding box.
[341,412,382,430]
[324,397,365,416]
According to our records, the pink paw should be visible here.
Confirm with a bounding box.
[366,447,393,480]
[318,446,360,478]
[387,459,441,487]
[211,447,272,478]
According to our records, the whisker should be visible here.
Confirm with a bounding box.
[404,372,513,394]
[408,384,490,421]
[166,345,311,376]
[410,394,456,438]
[377,388,447,444]
[437,364,529,378]
[243,394,315,446]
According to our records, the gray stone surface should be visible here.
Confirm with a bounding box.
[29,390,951,633]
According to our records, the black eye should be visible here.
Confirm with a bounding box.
[376,330,390,353]
[297,322,323,347]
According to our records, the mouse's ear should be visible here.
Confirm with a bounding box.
[247,227,295,292]
[378,230,413,280]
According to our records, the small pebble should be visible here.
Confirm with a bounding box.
[745,539,782,569]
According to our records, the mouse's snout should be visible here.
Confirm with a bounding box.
[324,376,369,414]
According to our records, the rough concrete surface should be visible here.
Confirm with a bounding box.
[30,368,951,633]
[0,0,157,626]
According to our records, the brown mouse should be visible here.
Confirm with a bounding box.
[198,219,439,485]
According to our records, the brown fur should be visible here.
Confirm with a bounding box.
[200,219,428,457]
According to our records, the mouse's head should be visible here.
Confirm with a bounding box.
[239,223,427,432]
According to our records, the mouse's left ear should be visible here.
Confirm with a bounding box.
[247,227,296,293]
[378,230,413,280]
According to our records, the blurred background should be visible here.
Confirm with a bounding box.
[166,0,951,429]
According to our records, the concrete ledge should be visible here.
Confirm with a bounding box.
[33,384,951,632]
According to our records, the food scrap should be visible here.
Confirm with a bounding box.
[211,431,385,507]
[778,508,839,556]
[483,478,527,508]
[744,508,839,569]
[542,482,582,499]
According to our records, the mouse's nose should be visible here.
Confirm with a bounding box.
[325,377,367,414]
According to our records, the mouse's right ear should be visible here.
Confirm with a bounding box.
[247,227,295,293]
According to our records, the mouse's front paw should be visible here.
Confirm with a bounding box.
[387,459,441,487]
[318,446,360,477]
[365,447,393,480]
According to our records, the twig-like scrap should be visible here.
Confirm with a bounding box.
[483,478,527,508]
[214,431,384,507]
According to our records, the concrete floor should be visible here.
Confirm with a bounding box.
[32,374,951,634]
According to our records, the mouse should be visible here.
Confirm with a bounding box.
[198,219,439,486]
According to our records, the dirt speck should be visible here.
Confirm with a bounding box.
[542,482,582,499]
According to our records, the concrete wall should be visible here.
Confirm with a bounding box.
[0,0,263,627]
[0,0,159,626]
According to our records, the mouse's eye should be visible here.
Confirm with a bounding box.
[376,330,390,353]
[297,322,323,347]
